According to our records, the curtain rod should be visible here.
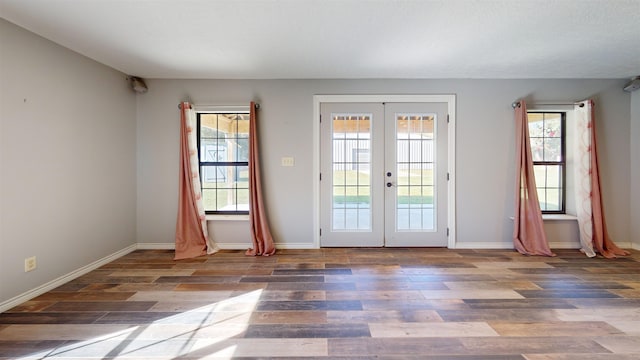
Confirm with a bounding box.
[178,103,260,110]
[512,101,584,109]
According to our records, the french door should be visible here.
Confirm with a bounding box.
[320,101,449,247]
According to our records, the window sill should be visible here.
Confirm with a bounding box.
[542,214,577,221]
[206,214,250,221]
[510,214,577,221]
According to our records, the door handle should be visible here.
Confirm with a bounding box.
[387,182,394,187]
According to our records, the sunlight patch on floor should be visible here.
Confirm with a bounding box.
[14,289,264,359]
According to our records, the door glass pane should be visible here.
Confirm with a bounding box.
[332,113,371,231]
[396,114,435,231]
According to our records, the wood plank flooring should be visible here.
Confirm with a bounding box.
[1,248,640,359]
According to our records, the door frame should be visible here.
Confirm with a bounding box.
[313,94,457,249]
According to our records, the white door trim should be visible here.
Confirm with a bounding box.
[313,94,457,249]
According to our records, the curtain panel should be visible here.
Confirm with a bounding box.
[175,102,218,260]
[574,100,629,258]
[246,102,276,256]
[513,100,555,256]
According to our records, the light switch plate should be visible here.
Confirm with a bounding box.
[281,157,295,166]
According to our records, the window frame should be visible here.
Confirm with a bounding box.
[197,110,250,215]
[527,111,566,214]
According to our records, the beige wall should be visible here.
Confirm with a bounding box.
[136,78,631,250]
[0,19,137,305]
[631,90,640,249]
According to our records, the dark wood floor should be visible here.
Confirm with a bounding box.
[1,248,640,359]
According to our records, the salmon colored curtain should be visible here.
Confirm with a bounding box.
[175,102,218,260]
[574,100,629,258]
[513,100,555,256]
[246,102,276,256]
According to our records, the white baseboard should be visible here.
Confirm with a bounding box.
[137,242,252,250]
[0,244,137,313]
[136,242,319,250]
[548,242,581,249]
[136,242,175,250]
[212,242,318,250]
[547,241,635,251]
[452,242,514,249]
[615,241,634,250]
[454,241,635,251]
[216,243,246,250]
[273,242,318,249]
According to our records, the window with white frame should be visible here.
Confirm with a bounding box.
[198,111,250,214]
[528,111,566,213]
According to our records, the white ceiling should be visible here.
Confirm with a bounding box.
[1,0,639,79]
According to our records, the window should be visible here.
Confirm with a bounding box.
[528,112,565,213]
[198,111,250,214]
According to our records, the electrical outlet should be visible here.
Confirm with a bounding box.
[24,256,37,272]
